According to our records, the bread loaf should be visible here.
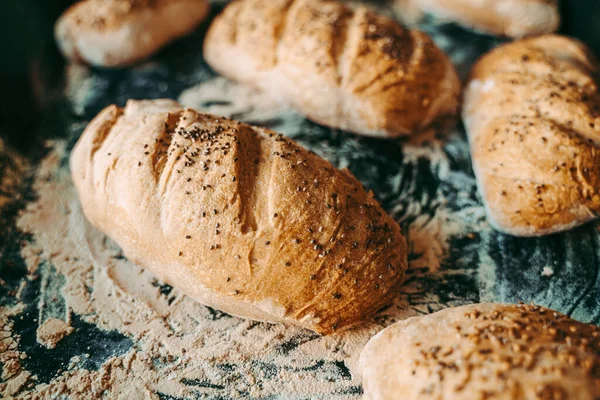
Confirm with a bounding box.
[55,0,209,67]
[360,303,600,400]
[70,99,408,334]
[463,35,600,236]
[405,0,560,38]
[203,0,460,138]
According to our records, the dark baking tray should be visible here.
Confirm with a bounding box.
[1,1,600,398]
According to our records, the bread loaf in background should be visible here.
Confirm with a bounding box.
[360,303,600,400]
[55,0,209,67]
[70,99,408,334]
[404,0,560,38]
[463,35,600,236]
[204,0,460,138]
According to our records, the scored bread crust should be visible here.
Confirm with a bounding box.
[407,0,560,38]
[69,99,408,334]
[55,0,210,67]
[463,35,600,236]
[203,0,460,138]
[359,303,600,400]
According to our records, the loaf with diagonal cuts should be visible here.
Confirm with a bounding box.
[203,0,460,138]
[70,99,408,334]
[463,35,600,236]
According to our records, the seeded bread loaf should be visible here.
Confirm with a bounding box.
[70,99,408,334]
[404,0,560,38]
[360,303,600,400]
[55,0,209,67]
[203,0,460,138]
[463,35,600,236]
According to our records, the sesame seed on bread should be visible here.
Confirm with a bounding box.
[69,99,408,334]
[360,302,600,399]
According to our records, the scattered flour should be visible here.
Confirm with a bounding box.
[0,138,27,212]
[65,65,102,117]
[36,318,74,349]
[541,266,555,277]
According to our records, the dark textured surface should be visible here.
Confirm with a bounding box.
[0,1,599,397]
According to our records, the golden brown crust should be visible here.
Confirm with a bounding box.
[463,35,600,236]
[203,0,460,138]
[55,0,209,67]
[69,99,408,334]
[360,303,600,400]
[407,0,560,38]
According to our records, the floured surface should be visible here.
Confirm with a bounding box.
[0,139,27,233]
[36,318,74,349]
[0,2,599,399]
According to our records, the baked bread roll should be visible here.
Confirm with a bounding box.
[360,303,600,400]
[203,0,460,138]
[55,0,209,67]
[70,99,407,334]
[405,0,560,38]
[463,35,600,236]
